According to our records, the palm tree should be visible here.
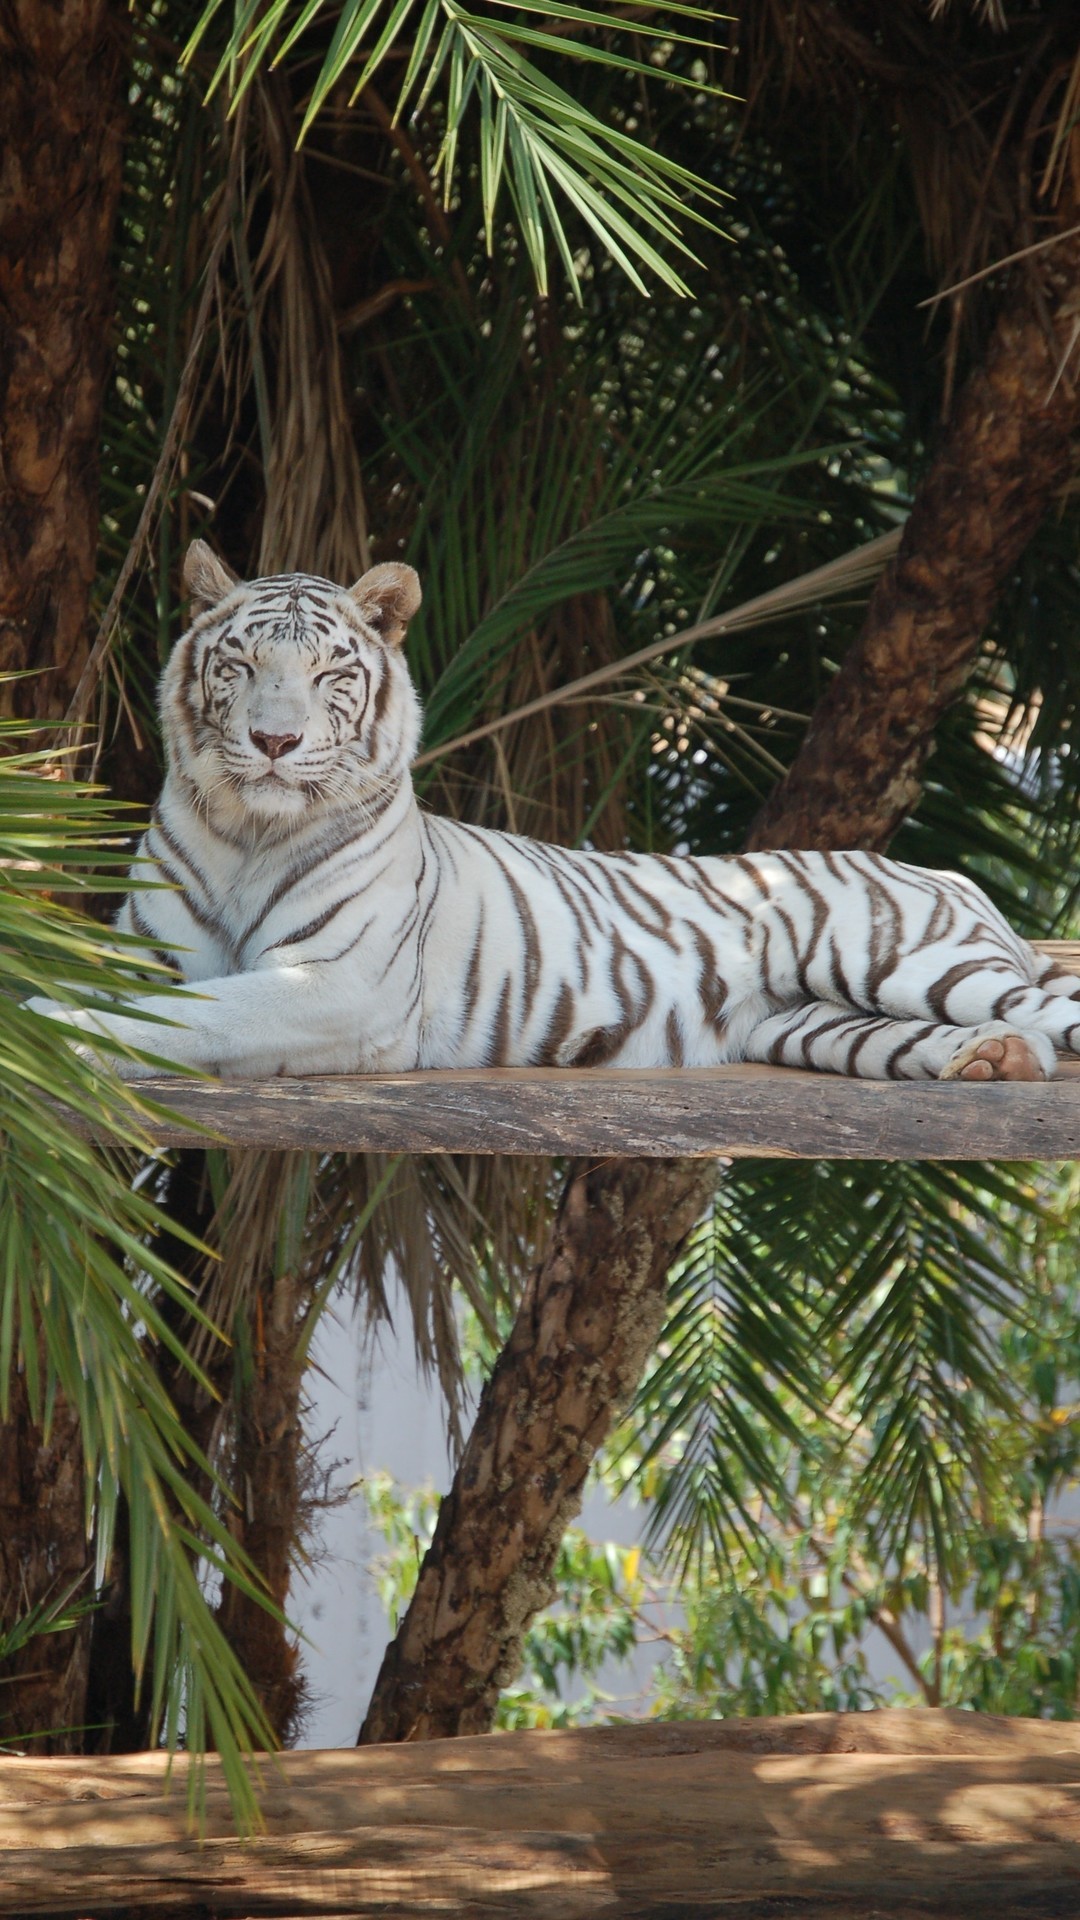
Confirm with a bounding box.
[4,0,1080,1791]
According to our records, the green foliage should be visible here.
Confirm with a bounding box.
[0,715,273,1818]
[189,0,727,295]
[638,1198,1076,1728]
[365,1191,1080,1725]
[402,349,827,765]
[648,1163,1080,1722]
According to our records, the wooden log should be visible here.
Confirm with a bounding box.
[2,1711,1080,1917]
[66,939,1080,1160]
[75,1058,1080,1159]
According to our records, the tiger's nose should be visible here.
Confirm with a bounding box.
[250,729,302,762]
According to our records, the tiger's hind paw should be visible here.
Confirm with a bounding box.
[941,1028,1054,1084]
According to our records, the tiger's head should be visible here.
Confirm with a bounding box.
[161,542,422,830]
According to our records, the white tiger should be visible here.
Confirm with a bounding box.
[34,541,1080,1085]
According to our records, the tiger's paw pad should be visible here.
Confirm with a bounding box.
[942,1032,1051,1084]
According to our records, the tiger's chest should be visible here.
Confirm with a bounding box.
[149,826,343,981]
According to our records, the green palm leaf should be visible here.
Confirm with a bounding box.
[185,0,729,294]
[0,715,275,1822]
[624,1157,1046,1588]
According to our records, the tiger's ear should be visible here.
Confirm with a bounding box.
[348,562,421,648]
[183,540,241,617]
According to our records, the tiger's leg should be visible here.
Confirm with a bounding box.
[742,1001,1056,1082]
[24,962,417,1079]
[977,969,1080,1056]
[909,961,1080,1059]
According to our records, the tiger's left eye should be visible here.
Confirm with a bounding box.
[313,669,343,688]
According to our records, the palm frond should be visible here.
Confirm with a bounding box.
[186,0,729,295]
[0,721,275,1822]
[418,524,901,772]
[624,1157,1047,1587]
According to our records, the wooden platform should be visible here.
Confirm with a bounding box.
[63,945,1080,1160]
[3,1711,1080,1918]
[89,1057,1080,1158]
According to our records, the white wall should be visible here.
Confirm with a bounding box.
[290,1286,655,1747]
[290,1292,455,1747]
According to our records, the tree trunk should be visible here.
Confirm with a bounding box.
[0,0,128,718]
[214,1264,307,1747]
[359,1157,718,1743]
[0,0,129,1752]
[357,239,1080,1750]
[745,232,1080,854]
[0,1374,92,1751]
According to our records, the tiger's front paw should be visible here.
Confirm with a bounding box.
[76,1043,160,1081]
[25,995,117,1041]
[25,995,74,1024]
[23,998,164,1079]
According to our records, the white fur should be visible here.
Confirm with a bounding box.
[31,557,1080,1086]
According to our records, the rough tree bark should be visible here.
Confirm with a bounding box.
[0,1377,90,1752]
[214,1263,307,1746]
[359,1157,718,1742]
[0,0,128,717]
[746,232,1080,853]
[357,247,1080,1747]
[0,0,129,1746]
